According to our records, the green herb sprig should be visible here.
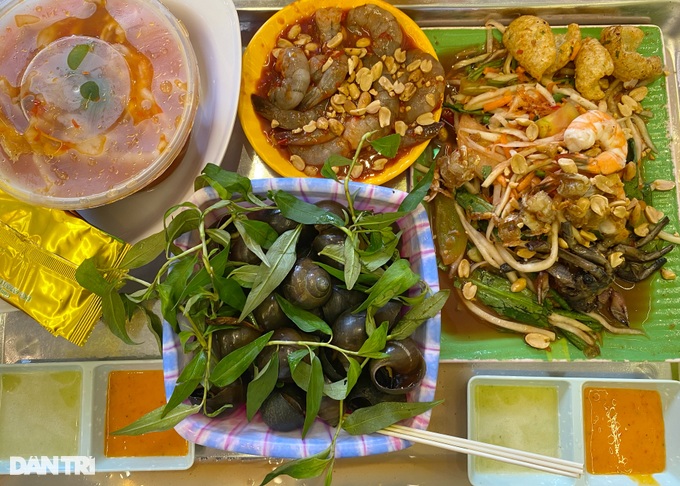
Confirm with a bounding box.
[76,132,448,484]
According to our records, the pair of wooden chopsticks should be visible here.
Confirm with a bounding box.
[377,424,583,478]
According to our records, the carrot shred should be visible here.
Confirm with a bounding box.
[483,94,514,112]
[516,171,535,192]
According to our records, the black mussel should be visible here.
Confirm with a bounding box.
[253,293,291,331]
[229,235,260,265]
[214,325,263,359]
[189,380,245,417]
[282,257,332,309]
[314,200,348,233]
[369,338,425,395]
[331,310,368,351]
[346,375,406,411]
[256,327,304,382]
[312,227,346,270]
[260,385,306,432]
[322,283,365,325]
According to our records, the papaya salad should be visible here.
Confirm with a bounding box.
[426,16,678,357]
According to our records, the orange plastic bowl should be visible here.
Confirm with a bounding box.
[238,0,441,186]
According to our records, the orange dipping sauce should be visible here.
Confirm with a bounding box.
[105,370,189,458]
[583,387,666,475]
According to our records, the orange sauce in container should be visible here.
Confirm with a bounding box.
[583,387,666,475]
[105,369,188,458]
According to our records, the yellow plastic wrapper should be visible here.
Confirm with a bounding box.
[0,191,129,345]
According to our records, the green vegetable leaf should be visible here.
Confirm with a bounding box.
[355,259,420,313]
[370,133,401,158]
[67,43,91,70]
[321,154,353,181]
[102,284,135,345]
[229,264,259,288]
[343,236,361,290]
[323,356,362,400]
[354,211,408,229]
[342,400,444,435]
[275,294,332,335]
[162,205,202,253]
[215,276,246,311]
[196,163,253,198]
[113,403,201,436]
[164,350,207,415]
[238,219,278,249]
[259,448,332,485]
[75,257,111,296]
[119,230,166,270]
[158,253,198,327]
[357,321,389,356]
[80,80,100,102]
[302,354,324,437]
[210,331,274,387]
[246,351,279,421]
[239,227,301,320]
[235,220,269,265]
[140,305,163,353]
[399,158,435,213]
[389,290,450,340]
[271,190,344,227]
[206,228,232,249]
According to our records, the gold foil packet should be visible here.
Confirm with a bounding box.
[0,191,129,345]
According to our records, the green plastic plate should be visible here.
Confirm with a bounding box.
[426,26,680,361]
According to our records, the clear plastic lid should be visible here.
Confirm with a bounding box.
[0,0,199,209]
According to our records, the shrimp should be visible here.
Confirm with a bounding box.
[342,114,389,150]
[289,137,351,166]
[268,47,311,110]
[396,49,445,124]
[251,94,326,130]
[314,7,343,47]
[273,128,337,147]
[297,52,348,111]
[563,110,627,175]
[345,4,402,58]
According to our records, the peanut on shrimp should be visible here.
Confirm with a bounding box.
[563,110,627,175]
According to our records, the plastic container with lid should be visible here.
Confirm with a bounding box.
[0,0,199,210]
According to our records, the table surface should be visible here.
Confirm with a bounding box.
[2,0,680,484]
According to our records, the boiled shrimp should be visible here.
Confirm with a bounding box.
[268,47,311,110]
[251,94,326,130]
[297,52,348,111]
[345,4,402,58]
[563,110,627,175]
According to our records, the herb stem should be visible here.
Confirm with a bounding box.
[266,340,365,358]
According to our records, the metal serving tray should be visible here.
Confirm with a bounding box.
[2,1,680,485]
